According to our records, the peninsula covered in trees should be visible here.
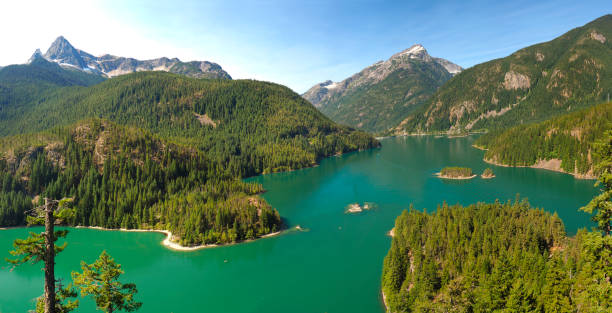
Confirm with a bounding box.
[475,102,611,179]
[0,64,379,246]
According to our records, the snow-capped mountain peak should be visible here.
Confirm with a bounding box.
[31,36,231,80]
[401,44,426,55]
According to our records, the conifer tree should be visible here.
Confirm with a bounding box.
[581,130,612,235]
[540,256,573,313]
[72,250,142,313]
[6,198,77,313]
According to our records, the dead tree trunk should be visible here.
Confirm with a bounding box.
[43,198,56,313]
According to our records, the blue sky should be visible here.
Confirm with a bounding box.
[1,0,610,93]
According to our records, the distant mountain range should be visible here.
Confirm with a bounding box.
[303,44,462,132]
[393,14,612,135]
[27,36,231,80]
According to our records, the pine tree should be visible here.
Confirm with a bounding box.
[504,279,537,313]
[540,256,572,313]
[580,130,612,235]
[72,250,142,313]
[6,198,77,313]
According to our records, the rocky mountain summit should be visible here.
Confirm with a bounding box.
[303,44,462,132]
[29,36,231,79]
[393,14,612,135]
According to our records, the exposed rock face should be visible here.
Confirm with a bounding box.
[304,45,462,107]
[44,36,88,69]
[28,49,44,64]
[503,71,531,90]
[433,57,463,74]
[38,36,231,79]
[303,44,462,132]
[392,14,612,135]
[302,80,333,108]
[590,30,607,43]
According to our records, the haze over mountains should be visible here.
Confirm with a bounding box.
[303,44,462,132]
[28,36,231,80]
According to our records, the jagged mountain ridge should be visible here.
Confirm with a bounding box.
[31,36,231,79]
[393,14,612,135]
[303,44,462,132]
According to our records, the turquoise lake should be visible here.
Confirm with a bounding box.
[0,135,598,313]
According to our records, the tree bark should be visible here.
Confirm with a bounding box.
[44,198,56,313]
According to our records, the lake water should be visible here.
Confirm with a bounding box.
[0,136,598,313]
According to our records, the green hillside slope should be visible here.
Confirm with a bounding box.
[0,58,105,120]
[475,102,612,178]
[0,119,281,246]
[394,14,612,135]
[0,71,378,175]
[0,71,378,246]
[318,61,453,133]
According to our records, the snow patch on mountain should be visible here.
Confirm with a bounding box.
[31,36,231,80]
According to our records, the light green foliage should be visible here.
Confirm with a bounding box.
[35,284,80,313]
[6,199,78,313]
[72,251,141,313]
[476,102,612,176]
[6,199,74,266]
[580,130,612,234]
[6,230,67,266]
[571,231,612,311]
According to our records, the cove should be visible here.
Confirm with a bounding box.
[0,135,598,313]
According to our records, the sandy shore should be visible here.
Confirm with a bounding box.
[387,227,395,237]
[435,173,477,180]
[74,226,286,251]
[0,226,24,230]
[471,144,488,151]
[483,158,595,180]
[481,174,496,179]
[382,289,389,312]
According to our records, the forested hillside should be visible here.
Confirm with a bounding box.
[475,102,612,178]
[0,58,105,122]
[393,14,612,135]
[0,70,378,246]
[381,200,611,312]
[0,71,378,175]
[0,120,281,246]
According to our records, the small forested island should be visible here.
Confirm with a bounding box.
[481,168,495,179]
[436,167,476,179]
